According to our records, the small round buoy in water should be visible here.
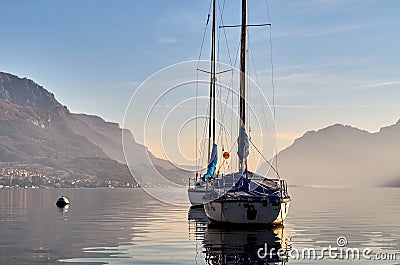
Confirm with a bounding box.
[56,196,70,208]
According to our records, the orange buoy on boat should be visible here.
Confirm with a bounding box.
[223,151,230,159]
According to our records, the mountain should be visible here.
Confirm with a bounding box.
[0,73,65,112]
[0,100,105,161]
[267,122,400,187]
[8,71,398,189]
[72,113,188,185]
[0,71,188,187]
[0,72,134,186]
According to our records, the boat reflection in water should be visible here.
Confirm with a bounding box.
[189,207,290,265]
[188,207,210,241]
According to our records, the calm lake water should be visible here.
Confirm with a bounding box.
[0,187,399,264]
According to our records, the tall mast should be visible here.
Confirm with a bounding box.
[207,0,217,165]
[239,0,247,171]
[239,0,246,128]
[211,0,216,143]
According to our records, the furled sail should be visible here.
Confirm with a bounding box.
[237,127,250,165]
[204,143,218,180]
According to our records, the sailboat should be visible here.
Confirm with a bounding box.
[187,0,246,207]
[188,0,223,207]
[200,0,291,225]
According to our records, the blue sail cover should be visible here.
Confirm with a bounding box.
[204,143,218,180]
[237,127,250,163]
[226,174,281,202]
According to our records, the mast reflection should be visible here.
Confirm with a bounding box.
[188,206,210,241]
[204,225,289,264]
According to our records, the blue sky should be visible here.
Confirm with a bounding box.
[1,0,400,151]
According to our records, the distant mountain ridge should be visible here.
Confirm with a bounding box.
[0,71,187,186]
[72,113,188,185]
[269,121,400,187]
[0,72,133,184]
[2,71,398,188]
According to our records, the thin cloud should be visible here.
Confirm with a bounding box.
[275,23,369,38]
[353,81,400,90]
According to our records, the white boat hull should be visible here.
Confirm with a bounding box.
[188,188,206,206]
[204,198,290,225]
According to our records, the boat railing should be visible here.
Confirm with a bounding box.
[204,173,234,199]
[188,173,201,188]
[212,174,225,198]
[188,177,194,188]
[279,179,290,199]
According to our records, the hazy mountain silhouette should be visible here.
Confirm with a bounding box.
[73,113,188,185]
[0,72,187,185]
[267,122,400,187]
